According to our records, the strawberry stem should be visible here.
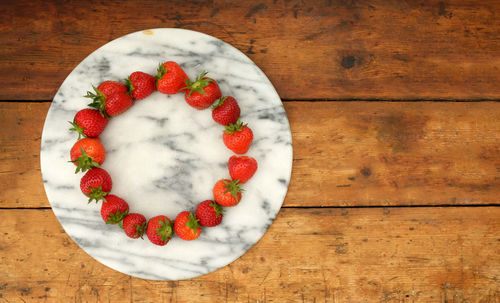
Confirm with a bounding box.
[181,71,212,97]
[155,218,173,243]
[106,209,129,224]
[185,212,200,234]
[124,77,135,98]
[224,119,246,135]
[223,179,243,201]
[155,63,167,80]
[68,120,87,140]
[70,148,100,173]
[87,185,109,203]
[210,202,224,217]
[135,222,146,239]
[211,96,228,110]
[85,86,108,117]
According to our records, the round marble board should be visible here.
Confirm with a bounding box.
[40,28,293,280]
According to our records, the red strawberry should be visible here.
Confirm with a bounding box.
[96,81,128,97]
[213,179,242,207]
[85,81,133,117]
[126,71,156,100]
[123,213,147,239]
[156,61,189,94]
[101,93,134,116]
[196,200,223,227]
[212,96,241,125]
[182,71,221,110]
[70,138,106,173]
[174,211,201,240]
[228,155,258,184]
[80,168,112,203]
[146,215,173,246]
[222,120,253,154]
[69,108,109,139]
[101,194,129,224]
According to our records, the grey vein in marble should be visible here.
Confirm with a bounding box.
[41,28,293,281]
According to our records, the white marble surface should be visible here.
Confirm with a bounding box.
[40,28,292,280]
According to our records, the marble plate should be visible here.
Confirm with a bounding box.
[40,28,292,280]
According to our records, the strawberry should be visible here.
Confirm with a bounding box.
[69,108,109,139]
[125,71,156,100]
[80,168,112,203]
[155,61,189,94]
[195,200,223,227]
[96,81,128,97]
[222,120,253,154]
[123,213,146,239]
[85,81,133,117]
[70,138,106,173]
[228,155,258,184]
[212,96,240,125]
[181,71,221,110]
[213,179,242,207]
[174,211,201,240]
[146,215,173,246]
[101,194,129,224]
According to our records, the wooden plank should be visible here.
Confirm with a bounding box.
[1,207,498,302]
[1,101,499,208]
[287,101,500,206]
[0,103,46,207]
[1,0,500,100]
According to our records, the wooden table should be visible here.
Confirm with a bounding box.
[1,1,499,301]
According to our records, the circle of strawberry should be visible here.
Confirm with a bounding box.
[174,211,201,240]
[195,200,223,227]
[123,213,147,239]
[228,155,258,184]
[70,61,262,245]
[222,120,254,154]
[100,194,129,224]
[155,61,189,94]
[70,138,106,173]
[125,71,156,100]
[181,71,221,110]
[213,179,242,207]
[212,96,241,126]
[69,108,108,139]
[146,215,173,246]
[85,81,134,117]
[80,168,112,203]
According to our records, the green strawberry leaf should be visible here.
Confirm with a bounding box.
[70,148,100,174]
[155,63,167,80]
[185,212,200,234]
[124,77,135,97]
[85,85,108,118]
[68,120,87,140]
[87,185,109,204]
[224,119,246,135]
[106,209,129,224]
[222,180,243,201]
[135,221,146,239]
[209,202,224,217]
[181,71,212,97]
[155,218,173,243]
[211,96,228,110]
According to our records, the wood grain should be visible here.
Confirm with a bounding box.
[1,0,500,100]
[1,207,498,302]
[1,101,499,208]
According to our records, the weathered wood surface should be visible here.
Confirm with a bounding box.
[1,0,500,100]
[1,207,498,302]
[1,101,499,208]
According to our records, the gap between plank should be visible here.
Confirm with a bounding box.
[1,204,498,210]
[1,99,500,103]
